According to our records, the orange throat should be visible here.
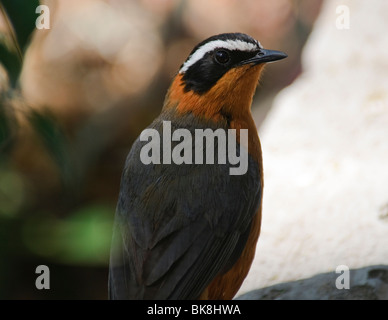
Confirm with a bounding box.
[163,64,265,163]
[165,64,264,119]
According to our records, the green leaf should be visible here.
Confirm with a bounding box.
[0,105,10,153]
[0,97,16,156]
[0,0,40,87]
[0,0,40,53]
[0,42,21,88]
[28,110,75,190]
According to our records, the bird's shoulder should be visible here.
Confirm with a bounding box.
[110,111,261,299]
[119,111,260,232]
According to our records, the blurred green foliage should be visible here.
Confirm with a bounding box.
[28,110,75,190]
[22,205,113,266]
[0,1,113,299]
[0,0,39,87]
[0,99,13,153]
[0,165,24,216]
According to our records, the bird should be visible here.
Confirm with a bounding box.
[108,32,287,300]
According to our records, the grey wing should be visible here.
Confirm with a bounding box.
[108,126,261,299]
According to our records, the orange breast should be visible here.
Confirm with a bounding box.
[205,199,262,300]
[165,64,265,299]
[202,120,263,300]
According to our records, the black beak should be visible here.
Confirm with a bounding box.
[241,49,287,65]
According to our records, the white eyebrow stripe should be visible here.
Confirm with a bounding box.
[179,39,262,73]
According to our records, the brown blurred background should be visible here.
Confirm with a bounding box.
[0,0,323,299]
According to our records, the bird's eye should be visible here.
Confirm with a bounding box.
[214,50,230,65]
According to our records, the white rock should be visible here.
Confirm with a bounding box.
[238,0,388,297]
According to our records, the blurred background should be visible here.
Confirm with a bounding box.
[0,0,323,299]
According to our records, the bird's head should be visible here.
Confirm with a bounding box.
[164,33,287,122]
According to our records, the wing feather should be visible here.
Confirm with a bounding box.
[109,115,261,299]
